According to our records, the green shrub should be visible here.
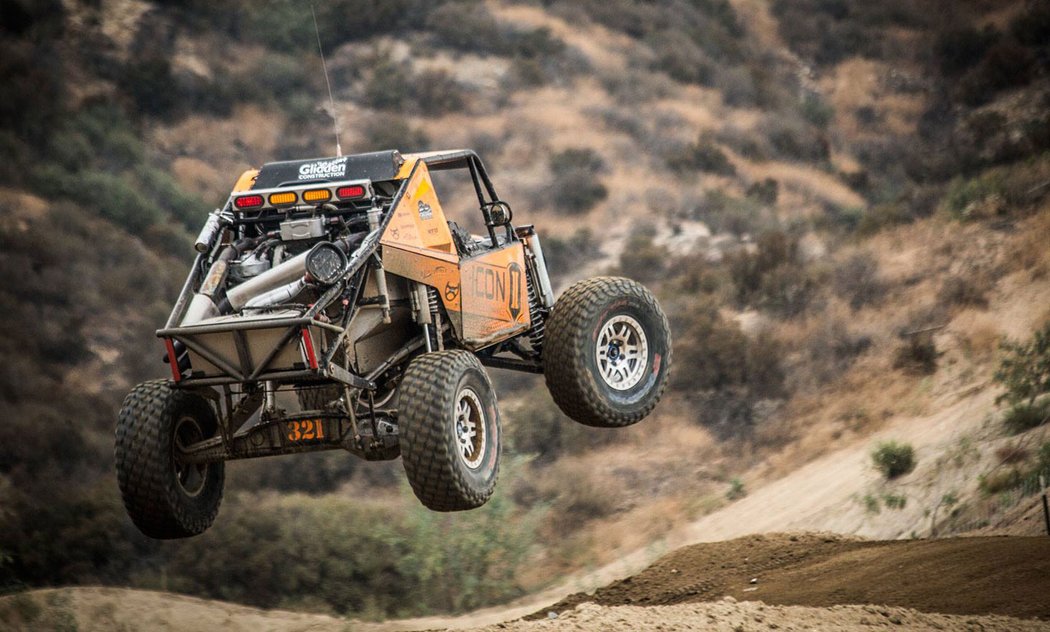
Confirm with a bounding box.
[978,467,1025,495]
[833,252,884,310]
[1038,441,1050,476]
[872,441,916,479]
[411,69,465,114]
[936,274,989,309]
[746,178,779,206]
[359,114,430,153]
[801,92,834,128]
[882,493,907,509]
[1002,401,1049,435]
[726,478,746,500]
[893,335,938,375]
[935,26,997,75]
[995,320,1050,408]
[649,30,714,85]
[618,228,669,283]
[862,493,880,514]
[426,2,503,54]
[958,42,1037,106]
[548,148,608,214]
[667,137,735,176]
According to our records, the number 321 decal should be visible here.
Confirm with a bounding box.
[286,419,325,442]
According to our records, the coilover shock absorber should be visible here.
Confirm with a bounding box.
[426,286,445,351]
[524,274,546,355]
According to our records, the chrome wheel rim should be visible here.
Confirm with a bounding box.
[455,387,486,470]
[173,415,208,497]
[596,314,649,391]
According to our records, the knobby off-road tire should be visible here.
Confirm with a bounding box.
[399,351,500,511]
[115,380,224,539]
[543,276,672,428]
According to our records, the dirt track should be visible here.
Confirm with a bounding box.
[537,533,1050,621]
[4,534,1049,631]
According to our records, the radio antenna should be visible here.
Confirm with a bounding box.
[312,3,343,157]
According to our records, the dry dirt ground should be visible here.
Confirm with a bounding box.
[4,533,1049,631]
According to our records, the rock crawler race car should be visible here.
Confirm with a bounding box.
[115,149,672,538]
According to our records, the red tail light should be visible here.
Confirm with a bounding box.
[336,185,366,199]
[234,194,264,209]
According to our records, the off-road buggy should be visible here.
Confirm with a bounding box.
[115,149,672,539]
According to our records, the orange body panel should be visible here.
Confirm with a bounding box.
[460,244,530,344]
[380,162,457,255]
[232,169,260,192]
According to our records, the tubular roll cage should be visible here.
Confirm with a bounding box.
[158,150,516,393]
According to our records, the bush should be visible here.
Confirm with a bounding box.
[504,386,615,461]
[667,137,735,176]
[728,230,813,316]
[882,493,907,510]
[411,69,465,114]
[893,334,938,375]
[358,114,430,153]
[978,467,1025,495]
[833,252,884,310]
[934,26,997,75]
[994,320,1050,408]
[958,42,1037,106]
[539,228,599,285]
[649,30,714,85]
[746,178,779,206]
[426,2,503,54]
[760,115,830,163]
[1002,401,1050,435]
[758,263,815,318]
[936,275,989,309]
[618,227,669,283]
[801,92,834,128]
[872,441,916,479]
[547,148,608,214]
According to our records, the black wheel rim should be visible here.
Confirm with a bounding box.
[173,415,208,497]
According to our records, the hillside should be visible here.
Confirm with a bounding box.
[1,0,1050,624]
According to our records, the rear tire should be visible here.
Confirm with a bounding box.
[399,351,500,511]
[115,380,224,539]
[543,276,672,427]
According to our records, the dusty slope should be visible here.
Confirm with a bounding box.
[540,534,1050,620]
[5,534,1049,631]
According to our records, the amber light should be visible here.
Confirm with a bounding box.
[233,194,264,209]
[303,189,332,203]
[269,191,297,206]
[336,185,366,199]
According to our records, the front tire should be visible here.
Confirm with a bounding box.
[543,276,672,427]
[115,380,225,539]
[399,351,500,511]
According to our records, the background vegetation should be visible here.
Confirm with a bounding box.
[1,0,1049,620]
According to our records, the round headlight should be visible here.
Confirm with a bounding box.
[305,242,347,285]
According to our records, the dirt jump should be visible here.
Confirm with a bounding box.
[5,532,1049,631]
[536,533,1050,620]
